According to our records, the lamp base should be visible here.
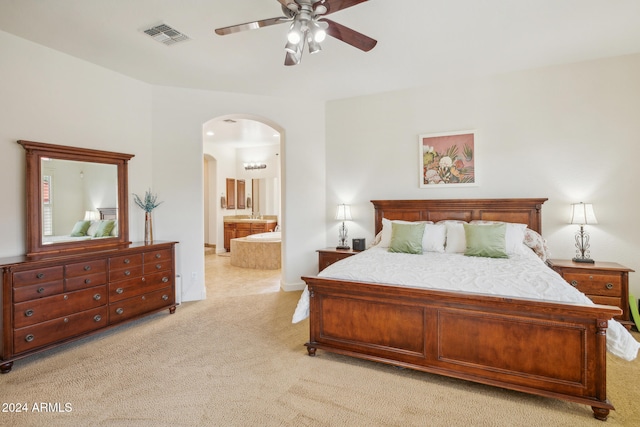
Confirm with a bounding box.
[572,257,595,264]
[336,245,351,250]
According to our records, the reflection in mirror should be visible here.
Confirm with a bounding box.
[19,140,134,257]
[251,178,279,217]
[41,158,118,245]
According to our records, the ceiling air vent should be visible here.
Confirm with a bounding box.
[143,23,190,46]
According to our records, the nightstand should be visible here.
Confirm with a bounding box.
[317,248,359,272]
[548,259,634,329]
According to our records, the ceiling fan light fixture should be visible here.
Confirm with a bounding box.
[285,40,302,54]
[287,20,303,44]
[310,20,326,43]
[308,37,322,54]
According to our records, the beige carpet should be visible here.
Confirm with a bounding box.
[2,254,639,426]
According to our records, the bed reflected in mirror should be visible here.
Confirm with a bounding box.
[40,158,119,245]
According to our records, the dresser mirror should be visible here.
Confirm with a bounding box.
[18,140,135,256]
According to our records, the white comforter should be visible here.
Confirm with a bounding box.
[292,246,639,361]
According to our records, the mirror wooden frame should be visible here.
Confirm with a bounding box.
[18,140,135,257]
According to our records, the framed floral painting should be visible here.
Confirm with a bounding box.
[419,130,476,188]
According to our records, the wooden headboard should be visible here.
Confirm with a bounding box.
[372,198,547,235]
[97,207,118,220]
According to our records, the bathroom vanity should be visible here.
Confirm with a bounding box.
[223,217,277,251]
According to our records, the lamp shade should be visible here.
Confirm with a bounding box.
[84,210,99,221]
[335,204,352,221]
[569,202,598,225]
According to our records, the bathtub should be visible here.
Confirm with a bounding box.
[245,231,281,242]
[230,232,281,270]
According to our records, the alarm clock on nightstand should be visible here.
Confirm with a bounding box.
[352,238,366,251]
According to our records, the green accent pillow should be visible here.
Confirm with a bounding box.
[70,220,91,237]
[388,222,425,254]
[463,223,508,258]
[94,220,116,237]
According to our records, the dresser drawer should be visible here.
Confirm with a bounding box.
[563,272,622,297]
[13,266,64,287]
[109,265,143,282]
[14,285,107,328]
[109,287,173,323]
[65,271,107,292]
[13,280,63,303]
[65,259,107,277]
[13,306,108,354]
[144,249,172,272]
[109,271,173,302]
[109,253,143,271]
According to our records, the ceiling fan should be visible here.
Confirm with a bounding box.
[215,0,377,66]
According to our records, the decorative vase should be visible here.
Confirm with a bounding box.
[144,211,153,243]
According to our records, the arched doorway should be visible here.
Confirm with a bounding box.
[202,114,283,259]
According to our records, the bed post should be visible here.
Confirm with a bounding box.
[592,319,612,421]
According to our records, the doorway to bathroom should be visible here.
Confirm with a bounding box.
[202,114,283,275]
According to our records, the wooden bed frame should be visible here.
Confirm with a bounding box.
[302,198,622,421]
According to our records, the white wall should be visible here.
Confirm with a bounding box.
[0,30,153,257]
[0,29,327,301]
[326,53,640,297]
[150,86,325,298]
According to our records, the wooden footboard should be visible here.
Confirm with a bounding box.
[302,276,622,421]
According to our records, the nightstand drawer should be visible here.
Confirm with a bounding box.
[563,272,622,297]
[317,249,358,272]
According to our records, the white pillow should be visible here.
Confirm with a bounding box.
[469,221,527,255]
[422,223,446,253]
[379,218,437,250]
[443,222,466,253]
[86,220,100,237]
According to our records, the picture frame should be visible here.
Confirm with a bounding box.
[418,130,476,188]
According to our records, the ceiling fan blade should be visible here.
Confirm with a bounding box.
[324,0,369,15]
[320,18,377,52]
[215,16,291,36]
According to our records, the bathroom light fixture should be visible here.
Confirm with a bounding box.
[244,162,267,170]
[335,203,352,250]
[569,202,598,263]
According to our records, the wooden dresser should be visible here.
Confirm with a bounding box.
[0,241,178,373]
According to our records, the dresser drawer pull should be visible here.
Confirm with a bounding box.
[124,258,130,264]
[85,279,92,284]
[156,264,162,270]
[155,253,161,259]
[116,288,124,294]
[162,294,169,301]
[25,334,35,343]
[570,280,578,287]
[124,270,131,276]
[84,265,91,271]
[63,295,68,300]
[162,277,169,283]
[37,287,45,294]
[36,273,45,279]
[25,309,34,317]
[605,283,614,290]
[93,294,101,301]
[116,308,124,315]
[94,315,102,322]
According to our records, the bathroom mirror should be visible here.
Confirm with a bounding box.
[18,140,134,257]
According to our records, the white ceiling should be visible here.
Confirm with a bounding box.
[2,0,640,141]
